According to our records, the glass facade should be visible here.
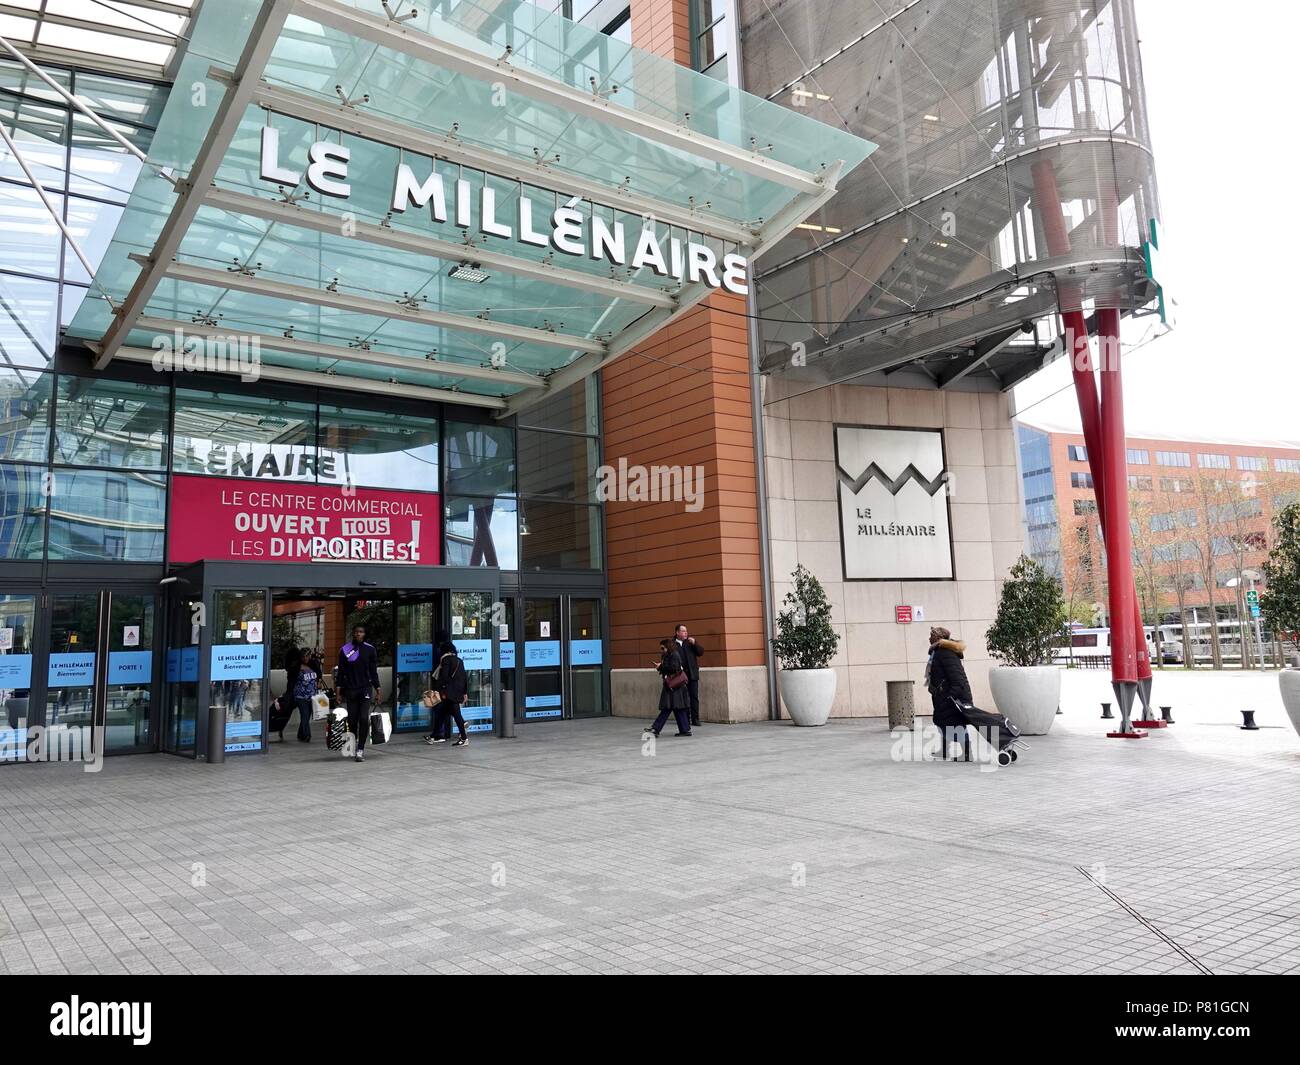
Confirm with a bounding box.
[1018,424,1060,579]
[0,49,625,763]
[1,61,158,368]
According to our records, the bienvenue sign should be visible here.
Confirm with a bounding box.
[259,128,750,295]
[834,425,954,580]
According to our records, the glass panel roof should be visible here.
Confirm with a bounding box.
[65,0,875,407]
[2,1,195,76]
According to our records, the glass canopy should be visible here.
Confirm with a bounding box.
[0,1,195,79]
[64,0,875,415]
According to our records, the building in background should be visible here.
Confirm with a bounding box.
[1018,420,1300,658]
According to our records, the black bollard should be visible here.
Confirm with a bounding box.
[1160,705,1174,724]
[1240,710,1259,731]
[1100,701,1114,720]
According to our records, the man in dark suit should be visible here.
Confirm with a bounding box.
[673,624,704,727]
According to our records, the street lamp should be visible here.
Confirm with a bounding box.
[1225,569,1267,670]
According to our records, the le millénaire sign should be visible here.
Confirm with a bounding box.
[834,425,954,581]
[168,475,440,565]
[259,128,750,295]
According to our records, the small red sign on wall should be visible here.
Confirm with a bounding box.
[895,605,913,624]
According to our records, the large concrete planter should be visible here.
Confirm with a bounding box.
[778,668,836,727]
[989,665,1060,735]
[1280,670,1300,740]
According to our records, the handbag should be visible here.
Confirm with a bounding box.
[369,710,392,745]
[326,714,348,751]
[422,690,438,709]
[664,669,688,691]
[311,692,331,720]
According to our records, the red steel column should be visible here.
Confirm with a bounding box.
[1096,306,1138,683]
[1065,312,1152,683]
[1031,159,1149,685]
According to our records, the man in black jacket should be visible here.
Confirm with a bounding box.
[336,624,381,762]
[674,624,704,727]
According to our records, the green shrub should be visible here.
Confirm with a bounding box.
[771,564,840,670]
[986,555,1066,667]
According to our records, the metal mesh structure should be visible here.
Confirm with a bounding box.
[739,0,1160,390]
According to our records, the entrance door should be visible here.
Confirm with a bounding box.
[395,593,438,733]
[449,591,495,733]
[211,589,268,754]
[522,596,562,720]
[0,593,38,762]
[162,588,200,755]
[568,596,606,718]
[104,593,157,753]
[343,597,394,718]
[45,591,100,741]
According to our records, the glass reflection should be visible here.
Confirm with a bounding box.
[0,368,51,462]
[55,375,167,469]
[317,403,439,491]
[0,462,46,559]
[445,494,518,569]
[46,468,165,561]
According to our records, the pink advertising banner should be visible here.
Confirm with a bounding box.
[168,475,441,565]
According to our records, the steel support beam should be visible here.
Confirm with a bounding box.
[163,261,606,355]
[299,0,825,195]
[937,326,1019,389]
[205,187,677,310]
[0,4,175,45]
[92,0,296,369]
[133,315,544,390]
[231,76,756,246]
[111,345,508,409]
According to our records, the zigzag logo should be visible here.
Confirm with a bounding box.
[837,461,948,497]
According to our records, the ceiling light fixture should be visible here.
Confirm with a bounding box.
[449,262,490,284]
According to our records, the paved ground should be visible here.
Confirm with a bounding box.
[1,670,1297,974]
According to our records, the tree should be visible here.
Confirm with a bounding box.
[1185,472,1228,668]
[771,564,840,670]
[1059,511,1103,623]
[1261,501,1300,655]
[1128,490,1169,667]
[1148,477,1200,667]
[986,555,1067,667]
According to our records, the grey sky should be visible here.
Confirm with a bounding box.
[1013,0,1297,445]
